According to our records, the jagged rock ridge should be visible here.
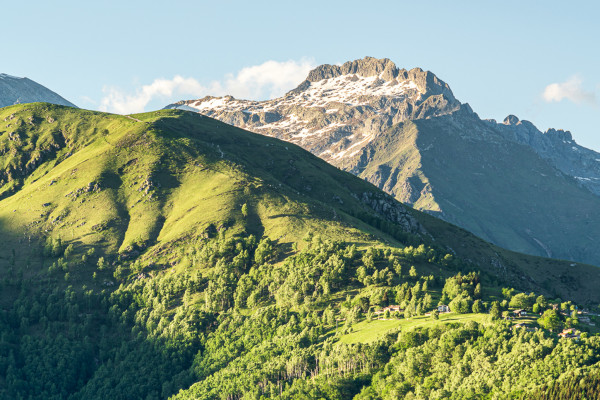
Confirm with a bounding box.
[167,57,461,164]
[492,115,600,196]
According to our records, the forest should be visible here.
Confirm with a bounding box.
[1,104,599,399]
[1,230,599,399]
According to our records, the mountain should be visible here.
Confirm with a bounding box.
[2,103,600,399]
[166,57,460,166]
[166,57,600,266]
[494,115,600,196]
[0,73,76,108]
[2,102,598,303]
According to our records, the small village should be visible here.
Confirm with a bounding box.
[358,299,600,342]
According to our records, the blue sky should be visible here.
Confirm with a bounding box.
[4,1,600,149]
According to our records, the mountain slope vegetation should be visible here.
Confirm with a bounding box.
[0,103,599,399]
[168,57,600,267]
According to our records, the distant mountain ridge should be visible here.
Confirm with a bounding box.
[492,115,600,196]
[166,57,600,266]
[0,73,76,108]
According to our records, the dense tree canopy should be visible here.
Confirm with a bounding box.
[0,233,597,399]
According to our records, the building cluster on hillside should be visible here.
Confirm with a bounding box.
[374,304,452,319]
[558,328,580,340]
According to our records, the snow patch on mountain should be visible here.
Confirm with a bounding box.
[166,57,461,165]
[183,72,421,113]
[291,74,421,107]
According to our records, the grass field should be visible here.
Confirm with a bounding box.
[339,312,489,344]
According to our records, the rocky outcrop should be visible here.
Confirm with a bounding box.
[306,57,400,81]
[303,57,455,100]
[357,191,424,234]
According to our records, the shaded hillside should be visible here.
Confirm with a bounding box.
[348,110,600,265]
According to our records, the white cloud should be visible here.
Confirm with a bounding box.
[99,58,315,114]
[99,76,208,114]
[542,76,596,105]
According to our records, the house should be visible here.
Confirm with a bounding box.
[374,305,402,315]
[558,328,580,340]
[437,305,450,313]
[513,309,526,317]
[383,305,402,313]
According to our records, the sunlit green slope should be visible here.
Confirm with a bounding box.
[0,104,400,274]
[0,103,598,303]
[2,103,600,399]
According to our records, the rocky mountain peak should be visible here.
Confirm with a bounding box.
[167,57,464,169]
[296,57,455,102]
[503,115,520,125]
[545,128,573,142]
[306,57,399,82]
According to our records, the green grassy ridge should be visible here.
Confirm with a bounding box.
[0,104,400,281]
[1,103,599,305]
[0,104,142,198]
[1,104,599,399]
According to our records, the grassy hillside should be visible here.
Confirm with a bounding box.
[0,103,397,278]
[338,312,488,344]
[1,103,600,399]
[1,103,596,303]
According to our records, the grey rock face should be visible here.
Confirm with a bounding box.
[490,117,600,196]
[306,57,400,81]
[0,74,76,108]
[304,57,455,100]
[358,191,424,234]
[166,57,461,167]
